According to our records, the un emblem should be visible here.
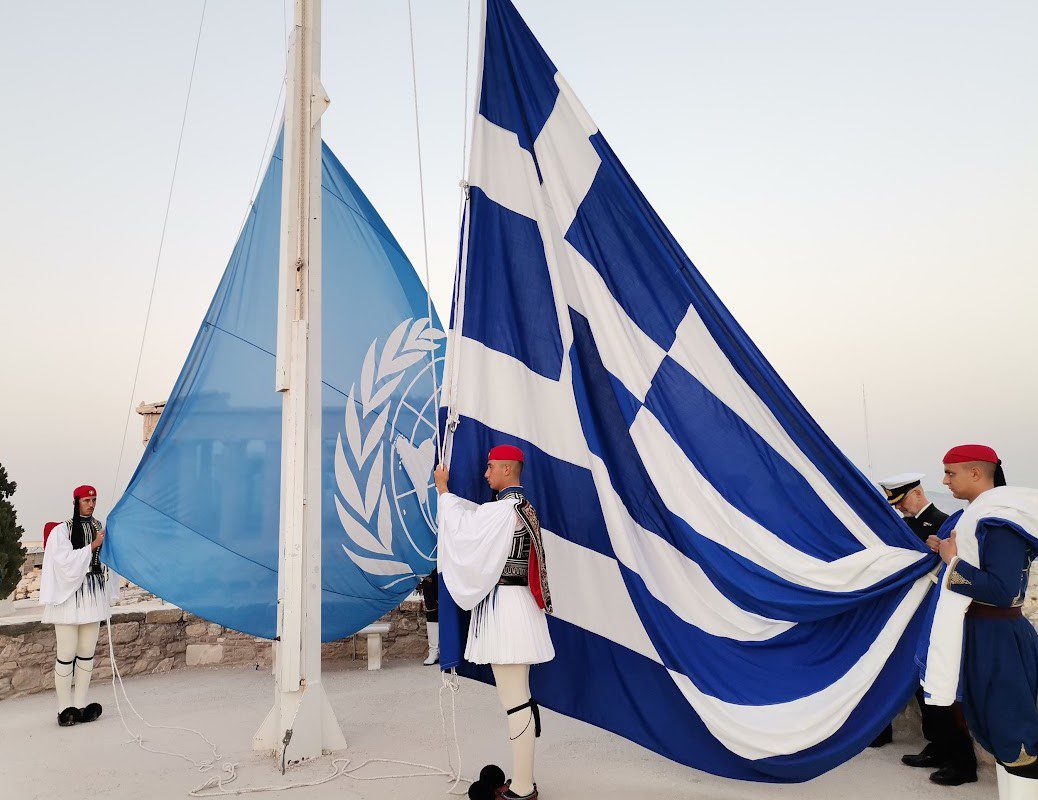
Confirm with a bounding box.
[334,317,444,588]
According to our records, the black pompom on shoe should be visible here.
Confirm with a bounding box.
[79,703,103,723]
[479,764,507,791]
[58,707,80,727]
[468,780,496,800]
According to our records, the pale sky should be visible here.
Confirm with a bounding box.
[2,1,1036,540]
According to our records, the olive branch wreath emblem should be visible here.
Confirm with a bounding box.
[335,317,444,588]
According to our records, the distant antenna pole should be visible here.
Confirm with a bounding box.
[861,383,875,480]
[254,0,343,765]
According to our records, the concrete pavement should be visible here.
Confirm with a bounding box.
[0,661,995,800]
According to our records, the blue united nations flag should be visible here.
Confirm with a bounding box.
[105,137,443,642]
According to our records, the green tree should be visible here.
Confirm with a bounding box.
[0,464,27,599]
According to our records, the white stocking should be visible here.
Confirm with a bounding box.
[73,622,101,708]
[997,765,1038,800]
[53,624,78,711]
[492,663,536,797]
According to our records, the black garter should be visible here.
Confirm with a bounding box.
[55,656,75,677]
[506,698,541,739]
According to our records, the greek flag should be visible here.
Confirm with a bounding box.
[439,0,937,782]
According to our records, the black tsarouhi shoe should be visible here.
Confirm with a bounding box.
[478,764,508,797]
[78,703,103,723]
[57,706,80,727]
[500,785,538,800]
[467,780,496,800]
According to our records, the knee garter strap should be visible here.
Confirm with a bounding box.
[506,698,542,739]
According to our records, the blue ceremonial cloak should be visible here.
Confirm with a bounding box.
[947,519,1038,766]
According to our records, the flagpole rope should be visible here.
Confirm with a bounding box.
[101,602,472,797]
[441,0,478,469]
[99,2,471,796]
[404,7,471,795]
[459,0,473,183]
[405,0,444,464]
[107,0,208,501]
[438,669,467,794]
[238,80,287,239]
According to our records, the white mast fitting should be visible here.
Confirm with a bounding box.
[254,0,345,763]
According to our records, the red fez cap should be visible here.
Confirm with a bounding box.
[73,485,97,500]
[488,445,524,463]
[943,444,999,465]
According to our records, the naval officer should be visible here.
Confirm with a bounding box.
[881,473,949,544]
[871,474,978,786]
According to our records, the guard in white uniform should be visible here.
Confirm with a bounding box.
[39,485,119,726]
[436,445,552,800]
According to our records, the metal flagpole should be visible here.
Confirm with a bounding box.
[253,0,345,765]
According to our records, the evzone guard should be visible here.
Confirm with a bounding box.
[436,445,553,800]
[39,485,119,726]
[923,445,1038,800]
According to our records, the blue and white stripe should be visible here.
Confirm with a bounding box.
[440,0,936,782]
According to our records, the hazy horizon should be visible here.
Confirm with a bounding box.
[3,1,1036,541]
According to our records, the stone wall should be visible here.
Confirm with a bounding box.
[0,600,429,702]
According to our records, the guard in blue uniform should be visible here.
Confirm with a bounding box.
[936,445,1038,799]
[871,474,977,785]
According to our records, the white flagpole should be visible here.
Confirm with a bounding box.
[254,0,344,765]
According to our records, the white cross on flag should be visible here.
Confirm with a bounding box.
[438,0,935,782]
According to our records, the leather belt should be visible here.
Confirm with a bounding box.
[497,575,529,587]
[967,603,1023,619]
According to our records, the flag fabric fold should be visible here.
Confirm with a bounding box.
[440,0,936,781]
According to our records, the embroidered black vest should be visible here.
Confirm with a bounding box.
[494,486,552,613]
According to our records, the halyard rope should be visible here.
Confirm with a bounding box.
[104,614,223,771]
[108,0,208,500]
[100,1,476,796]
[406,0,445,462]
[103,608,471,797]
[441,0,476,467]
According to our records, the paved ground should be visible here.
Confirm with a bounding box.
[2,661,995,800]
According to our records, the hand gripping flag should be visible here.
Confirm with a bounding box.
[438,0,937,782]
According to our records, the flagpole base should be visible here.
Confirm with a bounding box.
[253,682,346,764]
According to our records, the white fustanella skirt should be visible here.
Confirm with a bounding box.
[464,585,555,665]
[42,574,111,625]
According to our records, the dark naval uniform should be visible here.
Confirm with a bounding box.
[873,476,977,783]
[947,518,1038,775]
[905,503,949,543]
[902,511,978,782]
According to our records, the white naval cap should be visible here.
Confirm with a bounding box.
[877,472,925,505]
